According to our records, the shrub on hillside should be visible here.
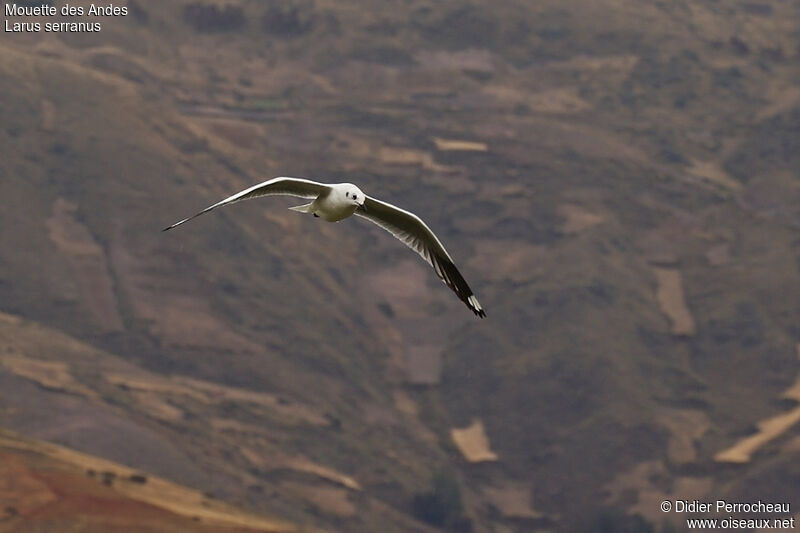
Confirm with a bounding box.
[183,2,245,33]
[411,472,472,531]
[261,2,314,37]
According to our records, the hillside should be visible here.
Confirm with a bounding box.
[0,426,305,533]
[0,0,799,531]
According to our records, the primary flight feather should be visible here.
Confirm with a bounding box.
[163,177,485,318]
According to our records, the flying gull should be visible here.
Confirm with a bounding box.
[163,177,485,318]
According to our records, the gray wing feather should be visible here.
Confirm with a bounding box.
[355,196,485,318]
[163,176,329,231]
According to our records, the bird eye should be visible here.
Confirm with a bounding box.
[346,192,349,198]
[353,194,357,200]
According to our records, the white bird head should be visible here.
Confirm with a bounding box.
[343,184,366,209]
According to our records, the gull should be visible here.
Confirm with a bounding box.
[163,177,485,318]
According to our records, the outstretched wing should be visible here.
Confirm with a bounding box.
[355,196,485,318]
[163,177,330,231]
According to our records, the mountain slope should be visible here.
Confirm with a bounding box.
[0,428,304,533]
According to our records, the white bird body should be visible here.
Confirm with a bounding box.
[164,177,485,318]
[290,183,364,222]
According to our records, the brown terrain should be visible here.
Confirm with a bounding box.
[0,427,305,533]
[1,0,799,531]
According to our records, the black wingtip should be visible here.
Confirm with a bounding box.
[464,293,485,318]
[162,220,183,231]
[162,214,198,232]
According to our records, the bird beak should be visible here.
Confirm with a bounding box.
[358,203,367,212]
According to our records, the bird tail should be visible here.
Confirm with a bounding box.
[288,202,313,213]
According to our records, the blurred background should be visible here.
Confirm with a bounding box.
[1,1,799,531]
